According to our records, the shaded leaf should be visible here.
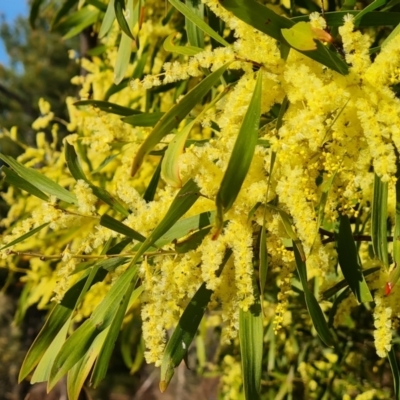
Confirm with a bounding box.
[164,32,203,56]
[100,214,146,242]
[74,100,141,116]
[388,347,400,400]
[114,0,136,40]
[293,246,335,347]
[336,214,373,303]
[122,111,165,127]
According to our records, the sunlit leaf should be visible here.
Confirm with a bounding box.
[215,71,262,235]
[131,63,230,176]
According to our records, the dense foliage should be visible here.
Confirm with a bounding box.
[2,0,400,398]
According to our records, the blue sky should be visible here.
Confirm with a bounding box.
[0,1,29,65]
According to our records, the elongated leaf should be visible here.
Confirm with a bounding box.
[91,285,143,386]
[122,111,164,127]
[185,0,204,48]
[51,0,78,29]
[19,306,72,382]
[160,282,213,392]
[276,208,306,262]
[239,286,263,400]
[371,173,389,267]
[30,0,45,28]
[168,0,229,47]
[221,0,348,75]
[62,8,100,40]
[388,347,400,400]
[336,214,373,303]
[131,63,230,176]
[155,210,214,247]
[215,71,262,234]
[114,32,133,84]
[0,222,49,251]
[175,226,211,253]
[99,0,116,38]
[114,0,135,40]
[74,100,141,116]
[65,143,130,217]
[31,317,72,383]
[100,214,146,242]
[292,11,400,26]
[114,0,135,84]
[49,180,199,387]
[293,246,335,347]
[67,328,109,400]
[322,267,379,300]
[354,0,387,26]
[2,167,49,201]
[259,223,268,295]
[18,264,112,382]
[382,22,400,48]
[0,154,77,204]
[164,32,203,56]
[48,262,139,388]
[388,170,400,292]
[161,120,196,188]
[143,157,162,202]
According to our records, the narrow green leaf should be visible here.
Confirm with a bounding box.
[29,0,45,28]
[67,328,109,400]
[100,214,146,242]
[388,347,400,400]
[131,63,230,176]
[168,0,229,47]
[215,71,262,233]
[2,167,49,201]
[99,0,116,38]
[49,262,139,388]
[276,208,306,262]
[74,99,141,116]
[62,8,100,40]
[114,32,133,84]
[155,211,214,248]
[372,173,389,267]
[175,226,211,253]
[388,170,400,291]
[221,0,348,75]
[31,318,72,384]
[161,120,196,188]
[185,0,204,48]
[51,0,78,29]
[382,22,400,48]
[91,285,143,387]
[143,157,162,202]
[18,265,110,382]
[336,214,373,303]
[322,267,379,300]
[0,222,49,251]
[293,246,335,347]
[354,0,387,26]
[122,111,164,127]
[65,143,130,217]
[114,0,136,40]
[160,282,213,392]
[292,11,400,27]
[0,154,77,204]
[259,223,268,295]
[163,32,203,56]
[19,306,72,382]
[239,285,263,400]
